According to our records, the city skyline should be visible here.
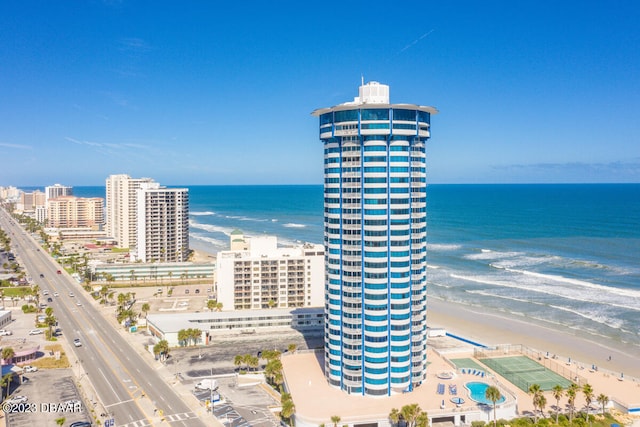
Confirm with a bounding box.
[1,1,639,186]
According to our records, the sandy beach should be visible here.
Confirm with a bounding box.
[427,297,640,379]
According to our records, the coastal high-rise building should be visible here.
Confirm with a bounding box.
[47,196,104,229]
[45,184,73,202]
[312,81,437,396]
[135,182,189,263]
[217,232,324,310]
[105,174,155,249]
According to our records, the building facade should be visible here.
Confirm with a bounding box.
[105,174,155,249]
[45,184,73,202]
[135,182,189,263]
[312,81,437,396]
[46,196,104,229]
[216,233,324,310]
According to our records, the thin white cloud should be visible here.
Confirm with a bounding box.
[118,37,152,53]
[0,142,32,150]
[65,137,150,151]
[399,29,435,53]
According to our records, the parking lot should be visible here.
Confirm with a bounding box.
[4,370,90,427]
[160,332,323,426]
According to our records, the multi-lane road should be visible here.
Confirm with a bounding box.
[0,208,208,427]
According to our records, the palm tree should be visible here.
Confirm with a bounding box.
[401,403,423,427]
[1,373,13,399]
[141,303,150,318]
[552,384,564,423]
[280,392,295,423]
[55,418,66,426]
[583,383,594,424]
[534,393,547,422]
[331,415,341,427]
[596,393,608,416]
[415,411,429,427]
[529,383,542,423]
[567,383,579,424]
[1,347,15,365]
[389,408,401,426]
[485,385,503,427]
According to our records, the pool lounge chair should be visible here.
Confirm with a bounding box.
[438,383,445,394]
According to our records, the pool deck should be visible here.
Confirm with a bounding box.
[281,336,640,426]
[281,347,517,426]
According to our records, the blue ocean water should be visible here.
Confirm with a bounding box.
[71,184,640,350]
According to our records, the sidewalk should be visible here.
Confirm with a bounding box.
[96,300,224,426]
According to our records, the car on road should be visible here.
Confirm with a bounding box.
[43,290,49,295]
[23,365,38,373]
[28,329,43,335]
[56,270,62,274]
[73,338,82,347]
[39,273,44,278]
[47,297,53,302]
[0,329,12,336]
[5,395,28,404]
[69,292,74,297]
[53,292,59,297]
[76,302,82,306]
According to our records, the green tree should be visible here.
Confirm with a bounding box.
[401,403,423,427]
[529,384,543,423]
[280,392,295,423]
[1,347,15,364]
[567,383,579,424]
[552,385,564,424]
[389,408,401,427]
[153,339,170,362]
[1,373,13,399]
[331,415,341,427]
[485,385,503,427]
[141,303,150,318]
[583,383,594,425]
[55,417,66,426]
[596,393,608,416]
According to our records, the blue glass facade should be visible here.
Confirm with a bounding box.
[313,86,436,396]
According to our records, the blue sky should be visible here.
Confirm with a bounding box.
[1,0,639,186]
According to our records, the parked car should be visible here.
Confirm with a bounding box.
[23,365,38,373]
[69,292,74,297]
[56,270,62,274]
[5,395,28,404]
[42,290,49,295]
[28,329,43,335]
[69,422,91,427]
[73,338,82,347]
[0,329,12,336]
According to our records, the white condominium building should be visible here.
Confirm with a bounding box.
[216,232,324,311]
[105,174,155,249]
[45,184,73,202]
[135,182,189,263]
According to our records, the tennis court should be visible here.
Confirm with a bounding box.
[478,356,573,391]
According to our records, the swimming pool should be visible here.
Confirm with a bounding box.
[465,382,506,405]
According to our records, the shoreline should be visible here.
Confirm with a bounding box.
[427,297,640,379]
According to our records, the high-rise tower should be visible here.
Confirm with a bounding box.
[312,81,437,396]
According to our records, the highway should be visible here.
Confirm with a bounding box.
[0,208,207,427]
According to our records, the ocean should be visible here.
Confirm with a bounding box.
[72,184,640,352]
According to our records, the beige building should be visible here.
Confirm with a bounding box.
[217,232,324,310]
[17,190,45,213]
[105,174,155,249]
[135,182,189,263]
[46,196,104,229]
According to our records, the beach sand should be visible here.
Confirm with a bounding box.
[427,297,640,379]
